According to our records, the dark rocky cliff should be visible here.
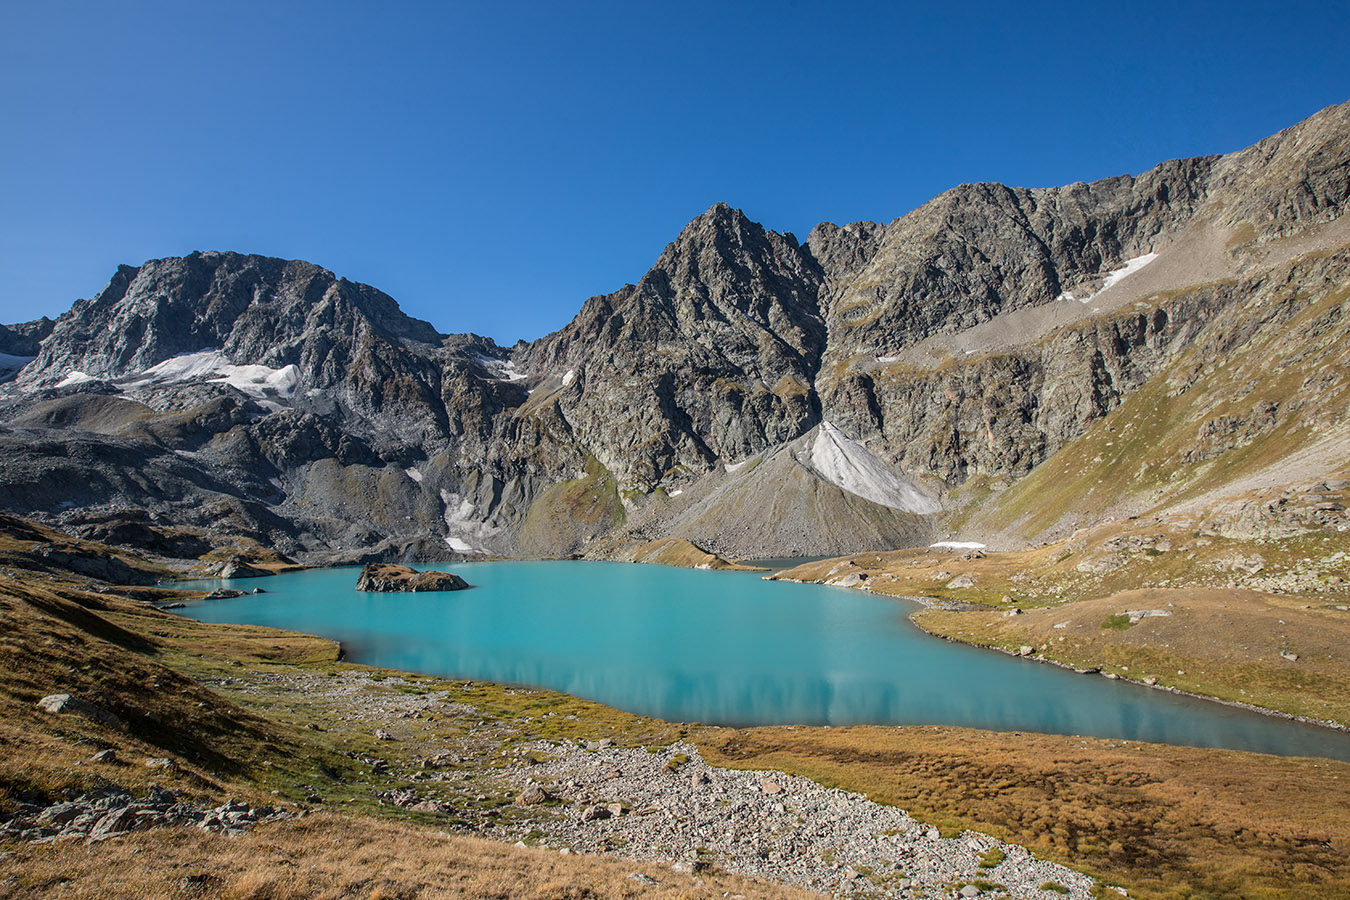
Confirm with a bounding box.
[2,100,1347,561]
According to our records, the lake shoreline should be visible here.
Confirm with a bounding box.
[168,560,1350,761]
[904,606,1350,736]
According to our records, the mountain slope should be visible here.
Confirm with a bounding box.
[0,100,1347,561]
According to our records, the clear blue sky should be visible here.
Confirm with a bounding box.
[2,1,1347,344]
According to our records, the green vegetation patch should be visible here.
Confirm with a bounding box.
[1100,614,1134,631]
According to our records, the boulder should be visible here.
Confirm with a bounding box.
[514,785,550,807]
[1076,554,1126,574]
[87,806,143,841]
[355,563,470,593]
[579,804,610,821]
[36,694,121,729]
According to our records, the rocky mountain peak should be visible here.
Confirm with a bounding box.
[16,251,444,389]
[2,101,1347,563]
[0,317,54,358]
[640,203,823,348]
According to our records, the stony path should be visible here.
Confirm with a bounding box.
[498,741,1095,900]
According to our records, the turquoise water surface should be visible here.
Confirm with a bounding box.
[173,561,1350,761]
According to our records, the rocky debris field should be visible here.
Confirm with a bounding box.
[176,667,1099,899]
[499,742,1095,900]
[0,786,291,845]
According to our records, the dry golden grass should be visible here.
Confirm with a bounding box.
[775,519,1350,723]
[0,812,817,900]
[8,546,1350,900]
[0,574,348,807]
[916,587,1350,724]
[698,726,1350,900]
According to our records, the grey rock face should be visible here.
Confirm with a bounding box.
[523,202,827,486]
[1211,99,1350,238]
[25,540,159,586]
[1,101,1347,560]
[813,156,1214,367]
[0,318,55,357]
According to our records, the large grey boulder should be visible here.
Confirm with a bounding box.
[36,693,122,729]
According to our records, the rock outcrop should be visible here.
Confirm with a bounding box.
[0,788,292,844]
[218,556,272,579]
[355,563,469,593]
[1,100,1348,559]
[36,693,122,729]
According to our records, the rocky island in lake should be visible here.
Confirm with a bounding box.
[355,563,470,593]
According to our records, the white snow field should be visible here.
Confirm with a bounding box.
[472,352,528,382]
[56,370,97,387]
[122,350,299,398]
[1057,252,1159,303]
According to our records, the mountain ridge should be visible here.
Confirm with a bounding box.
[1,99,1347,563]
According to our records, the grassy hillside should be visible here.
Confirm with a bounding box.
[2,540,1350,899]
[960,248,1350,544]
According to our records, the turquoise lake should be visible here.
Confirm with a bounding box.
[173,561,1350,762]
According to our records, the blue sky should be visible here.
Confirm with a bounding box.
[2,1,1347,344]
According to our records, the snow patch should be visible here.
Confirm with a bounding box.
[875,355,899,364]
[930,541,987,550]
[122,350,299,399]
[472,352,528,382]
[1058,253,1159,303]
[438,489,490,554]
[57,370,97,387]
[210,363,299,396]
[724,459,749,473]
[130,350,231,384]
[669,489,683,497]
[810,422,940,514]
[404,467,423,483]
[561,369,576,387]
